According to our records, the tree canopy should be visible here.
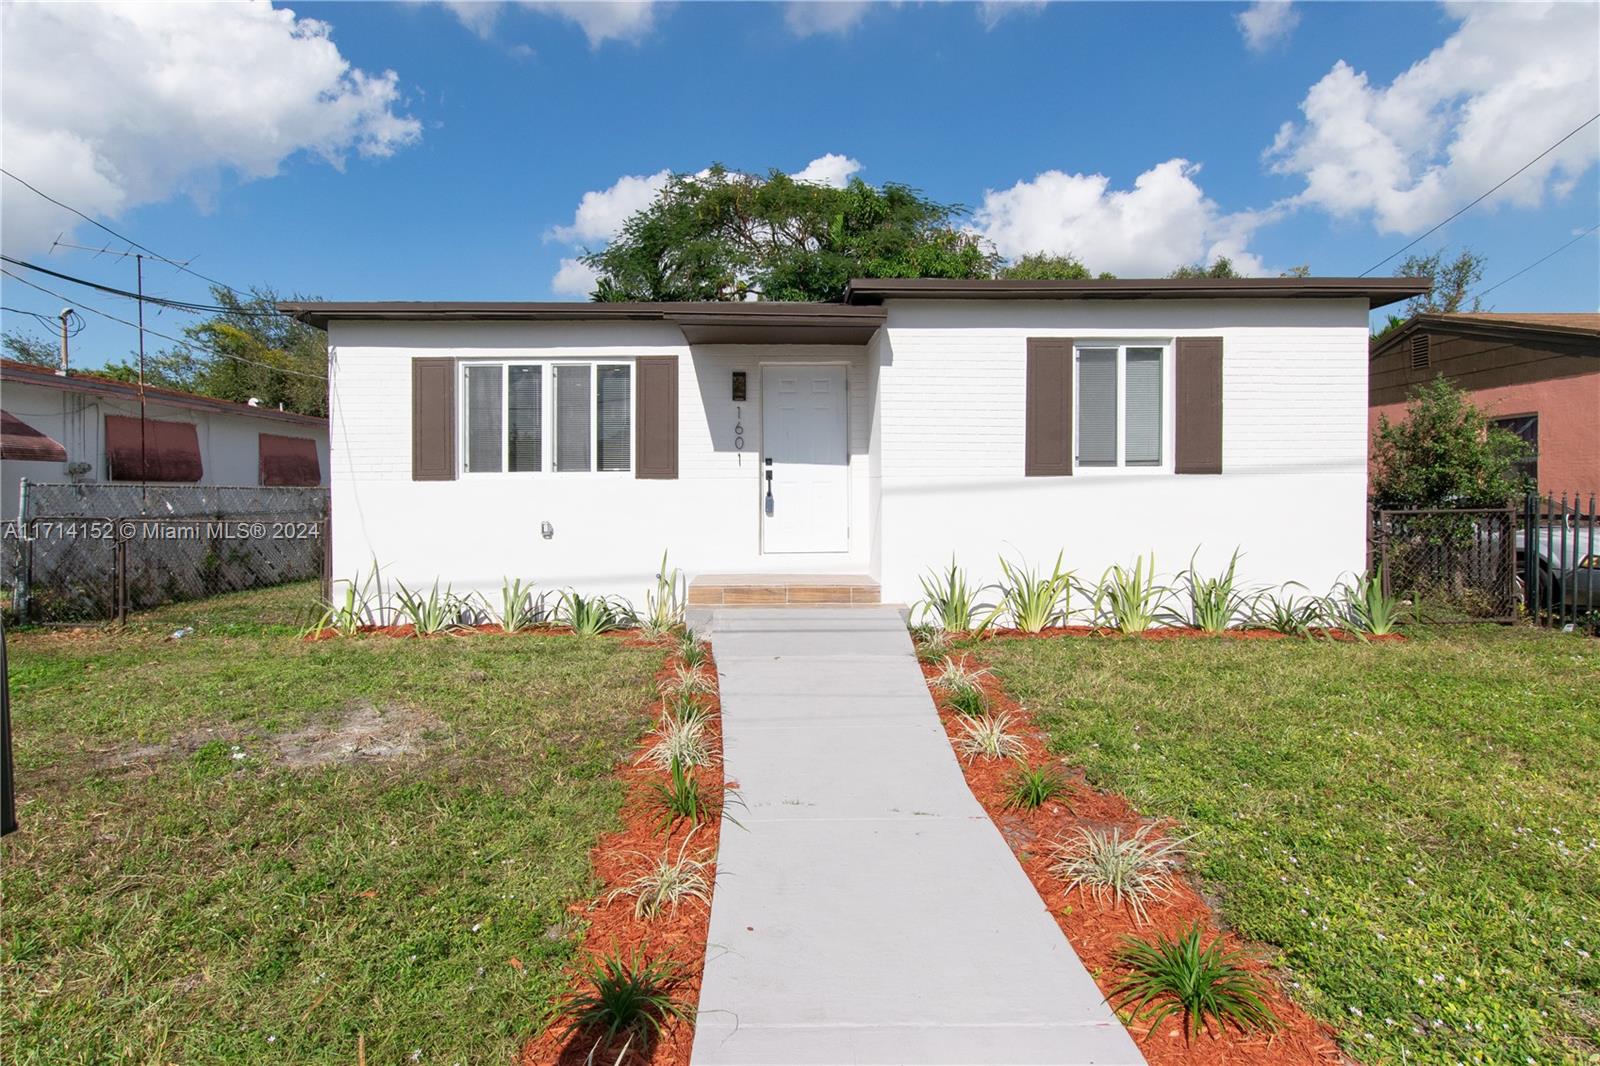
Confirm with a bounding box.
[583,165,999,302]
[1167,257,1241,279]
[996,253,1116,280]
[1375,247,1488,337]
[1370,376,1530,507]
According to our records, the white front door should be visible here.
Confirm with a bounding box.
[761,364,849,554]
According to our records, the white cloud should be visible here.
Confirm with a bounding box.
[445,1,657,46]
[790,153,862,188]
[978,1,1047,31]
[1237,1,1299,52]
[551,257,601,297]
[1266,1,1599,235]
[0,2,420,255]
[972,159,1269,277]
[784,1,872,38]
[547,169,671,244]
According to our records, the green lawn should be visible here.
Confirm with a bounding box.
[976,626,1599,1065]
[2,584,665,1064]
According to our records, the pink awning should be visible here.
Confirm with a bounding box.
[1,409,67,462]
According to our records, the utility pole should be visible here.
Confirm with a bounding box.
[56,306,71,375]
[137,253,147,490]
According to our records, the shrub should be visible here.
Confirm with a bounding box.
[994,552,1073,632]
[1050,824,1184,923]
[1110,924,1277,1040]
[641,710,711,770]
[607,838,713,919]
[1005,763,1069,810]
[955,713,1027,761]
[393,580,463,635]
[916,557,994,633]
[641,551,686,640]
[1335,570,1402,636]
[555,949,689,1053]
[562,592,633,636]
[498,577,541,633]
[1177,549,1248,633]
[1092,556,1170,634]
[945,683,987,717]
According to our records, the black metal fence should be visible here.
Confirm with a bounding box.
[4,482,328,623]
[1372,505,1519,622]
[1522,491,1598,631]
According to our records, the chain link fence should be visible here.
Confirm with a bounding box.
[4,482,327,623]
[1371,505,1519,622]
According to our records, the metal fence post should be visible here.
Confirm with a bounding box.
[14,478,30,621]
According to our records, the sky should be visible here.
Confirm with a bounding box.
[1,0,1597,371]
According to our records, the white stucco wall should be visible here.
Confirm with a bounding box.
[326,297,1373,613]
[1,378,329,521]
[326,320,874,602]
[872,298,1373,605]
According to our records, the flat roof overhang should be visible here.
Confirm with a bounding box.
[841,276,1432,309]
[278,301,888,345]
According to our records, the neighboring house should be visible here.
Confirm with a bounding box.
[1369,313,1600,499]
[0,359,329,522]
[284,276,1426,608]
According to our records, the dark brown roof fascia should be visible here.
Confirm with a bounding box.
[1370,313,1600,360]
[841,276,1432,309]
[0,360,326,428]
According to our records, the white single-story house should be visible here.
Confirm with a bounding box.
[283,277,1427,610]
[1,358,329,522]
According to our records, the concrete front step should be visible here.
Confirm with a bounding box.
[688,573,880,607]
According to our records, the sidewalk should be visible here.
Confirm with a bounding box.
[690,607,1144,1066]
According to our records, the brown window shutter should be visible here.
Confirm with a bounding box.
[1175,337,1223,475]
[411,357,456,481]
[1025,337,1073,476]
[635,355,678,479]
[259,433,322,486]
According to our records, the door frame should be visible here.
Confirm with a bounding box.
[757,360,852,556]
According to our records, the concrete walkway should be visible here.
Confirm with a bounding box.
[690,607,1144,1066]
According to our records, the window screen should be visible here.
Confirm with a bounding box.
[1125,347,1163,466]
[596,365,631,472]
[555,364,592,472]
[465,365,503,473]
[1077,349,1118,466]
[508,365,542,472]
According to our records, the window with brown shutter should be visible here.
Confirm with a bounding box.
[634,356,678,479]
[1025,338,1073,476]
[259,433,321,486]
[1174,337,1223,475]
[412,357,456,481]
[104,415,202,482]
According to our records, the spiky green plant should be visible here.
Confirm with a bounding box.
[945,682,987,717]
[677,629,708,670]
[641,551,686,640]
[1110,924,1277,1040]
[1050,824,1186,923]
[1092,556,1170,634]
[663,692,710,727]
[660,662,715,698]
[498,577,541,633]
[916,557,994,633]
[1004,763,1069,810]
[393,580,462,635]
[305,564,381,636]
[606,836,714,919]
[1335,569,1402,636]
[994,552,1073,632]
[955,713,1027,762]
[931,655,989,690]
[1177,549,1248,633]
[909,624,952,663]
[1248,584,1327,637]
[649,758,714,831]
[562,592,632,637]
[641,709,711,770]
[555,949,690,1052]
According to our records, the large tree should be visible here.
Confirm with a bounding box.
[1375,247,1488,337]
[582,165,998,302]
[996,253,1115,280]
[1370,377,1530,507]
[1168,257,1240,279]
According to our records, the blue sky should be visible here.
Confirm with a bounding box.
[1,1,1596,371]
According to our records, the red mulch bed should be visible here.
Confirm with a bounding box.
[985,625,1403,643]
[303,624,660,644]
[924,653,1346,1065]
[518,647,724,1066]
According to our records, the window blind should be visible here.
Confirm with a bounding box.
[555,364,592,472]
[465,365,503,473]
[1077,349,1117,466]
[507,365,542,472]
[1125,347,1162,466]
[596,365,631,472]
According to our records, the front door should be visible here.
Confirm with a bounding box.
[761,364,849,554]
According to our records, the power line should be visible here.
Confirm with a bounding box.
[0,167,271,307]
[2,306,84,336]
[1474,222,1600,301]
[1360,112,1600,277]
[1,268,326,382]
[1,255,275,316]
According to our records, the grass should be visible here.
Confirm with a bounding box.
[1,583,666,1064]
[976,625,1600,1064]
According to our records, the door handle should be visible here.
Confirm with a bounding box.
[764,458,774,515]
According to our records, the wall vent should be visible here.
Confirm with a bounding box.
[1409,333,1431,370]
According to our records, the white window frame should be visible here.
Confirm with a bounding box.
[1071,340,1173,473]
[458,359,635,477]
